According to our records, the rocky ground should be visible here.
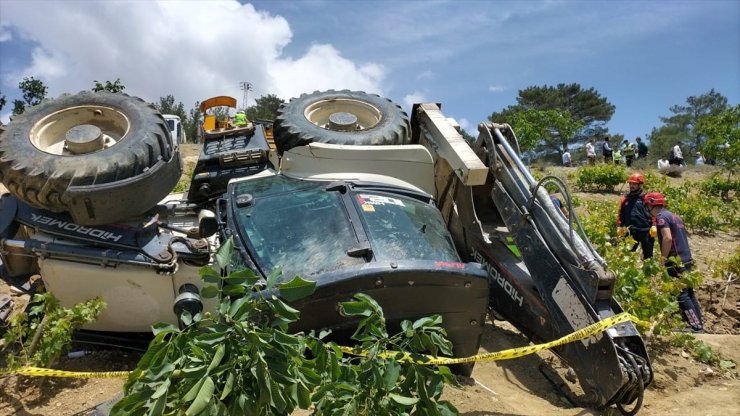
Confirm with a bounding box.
[1,148,737,415]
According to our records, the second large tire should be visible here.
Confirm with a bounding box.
[0,91,181,225]
[273,90,410,154]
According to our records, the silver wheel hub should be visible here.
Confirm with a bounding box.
[328,112,358,131]
[304,98,382,132]
[65,124,105,154]
[30,105,129,155]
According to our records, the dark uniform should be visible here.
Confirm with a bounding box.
[617,191,654,259]
[655,208,703,331]
[637,140,648,158]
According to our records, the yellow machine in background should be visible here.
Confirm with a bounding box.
[198,96,254,141]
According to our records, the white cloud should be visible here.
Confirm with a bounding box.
[269,44,385,99]
[416,70,434,81]
[0,0,385,115]
[457,118,470,132]
[0,24,11,42]
[402,91,426,110]
[488,85,507,93]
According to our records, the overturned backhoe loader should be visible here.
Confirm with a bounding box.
[0,90,651,413]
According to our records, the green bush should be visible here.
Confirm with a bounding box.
[574,164,628,192]
[700,174,739,200]
[113,238,458,416]
[1,292,105,370]
[713,246,740,279]
[661,181,737,234]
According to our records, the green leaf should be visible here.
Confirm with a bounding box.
[268,298,301,326]
[266,267,282,290]
[151,322,179,337]
[220,371,235,401]
[296,380,311,409]
[228,297,251,321]
[222,284,247,296]
[401,320,414,337]
[389,393,419,406]
[195,332,227,346]
[215,237,234,271]
[144,363,176,382]
[278,276,316,302]
[110,390,151,415]
[207,344,225,374]
[180,310,193,326]
[146,393,167,416]
[200,266,221,283]
[183,378,205,402]
[383,360,401,390]
[339,300,373,317]
[412,315,442,329]
[225,268,258,285]
[185,376,215,416]
[201,285,220,299]
[150,378,171,399]
[437,400,459,416]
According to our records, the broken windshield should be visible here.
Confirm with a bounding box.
[232,176,461,280]
[353,192,459,262]
[233,176,363,279]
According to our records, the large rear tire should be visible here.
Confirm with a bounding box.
[273,90,410,154]
[0,91,181,225]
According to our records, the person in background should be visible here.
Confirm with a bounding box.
[549,191,569,217]
[636,136,648,159]
[612,146,622,165]
[234,110,249,127]
[616,173,654,259]
[695,152,705,165]
[622,139,636,167]
[562,149,572,167]
[603,136,613,163]
[586,137,597,165]
[643,192,704,332]
[657,156,670,170]
[670,141,684,165]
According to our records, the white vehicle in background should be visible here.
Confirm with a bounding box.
[163,114,185,144]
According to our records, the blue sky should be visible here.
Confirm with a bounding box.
[1,0,738,140]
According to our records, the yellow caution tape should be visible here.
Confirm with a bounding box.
[0,366,130,379]
[340,312,645,365]
[1,312,646,378]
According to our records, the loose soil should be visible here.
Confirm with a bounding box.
[1,149,738,415]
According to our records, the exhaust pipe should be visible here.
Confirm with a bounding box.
[173,284,203,328]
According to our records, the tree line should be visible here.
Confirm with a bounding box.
[0,78,736,170]
[488,83,737,171]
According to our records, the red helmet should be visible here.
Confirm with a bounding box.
[643,192,666,207]
[627,173,644,184]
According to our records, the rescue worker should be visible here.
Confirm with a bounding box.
[622,140,636,167]
[617,173,654,259]
[636,136,648,159]
[643,192,704,332]
[234,110,249,127]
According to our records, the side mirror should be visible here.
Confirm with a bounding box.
[198,209,218,238]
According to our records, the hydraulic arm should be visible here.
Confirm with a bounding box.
[411,104,653,412]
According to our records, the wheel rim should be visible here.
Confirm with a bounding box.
[30,105,130,155]
[303,98,382,132]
